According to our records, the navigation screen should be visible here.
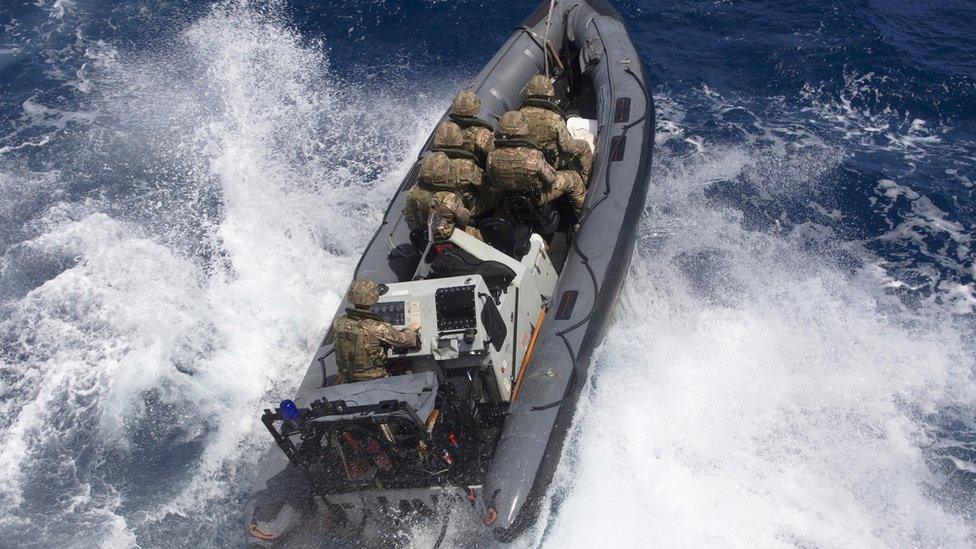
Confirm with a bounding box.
[435,285,477,332]
[373,301,405,325]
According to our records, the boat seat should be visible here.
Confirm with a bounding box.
[502,192,560,239]
[479,217,532,259]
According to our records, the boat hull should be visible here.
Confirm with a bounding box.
[245,0,654,544]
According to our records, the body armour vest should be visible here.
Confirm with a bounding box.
[520,104,563,160]
[487,143,545,193]
[333,309,388,381]
[404,185,437,230]
[405,154,479,229]
[449,157,483,194]
[449,114,494,166]
[434,147,483,189]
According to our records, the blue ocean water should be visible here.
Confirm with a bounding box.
[0,0,973,547]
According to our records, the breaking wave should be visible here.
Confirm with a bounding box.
[534,98,976,545]
[1,0,974,547]
[1,1,442,546]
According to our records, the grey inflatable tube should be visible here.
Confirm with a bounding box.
[474,1,655,540]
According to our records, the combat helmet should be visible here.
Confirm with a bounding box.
[526,74,555,98]
[434,121,464,148]
[418,151,451,184]
[347,279,379,308]
[427,209,458,241]
[451,90,481,117]
[430,192,469,226]
[497,110,529,138]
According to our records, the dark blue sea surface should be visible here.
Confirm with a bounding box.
[1,1,974,547]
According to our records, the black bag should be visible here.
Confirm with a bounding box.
[429,245,516,292]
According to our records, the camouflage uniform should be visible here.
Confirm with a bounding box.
[334,280,419,382]
[430,191,483,241]
[542,171,587,215]
[404,151,480,236]
[433,221,483,241]
[449,90,494,168]
[520,74,594,182]
[433,122,493,214]
[404,152,455,230]
[487,110,587,217]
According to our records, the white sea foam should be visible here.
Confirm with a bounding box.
[3,1,974,547]
[533,136,976,547]
[0,1,444,545]
[797,70,961,170]
[659,75,975,315]
[33,0,77,22]
[872,177,975,313]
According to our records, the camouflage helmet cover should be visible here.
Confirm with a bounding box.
[429,191,470,226]
[526,74,555,98]
[497,110,529,137]
[347,279,379,307]
[430,211,455,240]
[418,151,451,183]
[451,90,481,116]
[434,121,464,148]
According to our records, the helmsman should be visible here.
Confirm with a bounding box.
[333,279,421,382]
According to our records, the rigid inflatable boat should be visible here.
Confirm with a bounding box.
[245,0,654,545]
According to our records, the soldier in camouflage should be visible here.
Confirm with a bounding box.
[403,151,482,239]
[404,152,446,230]
[449,90,494,167]
[433,121,495,215]
[520,74,594,182]
[333,279,421,382]
[487,110,587,217]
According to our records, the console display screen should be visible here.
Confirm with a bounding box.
[435,285,477,331]
[373,301,405,325]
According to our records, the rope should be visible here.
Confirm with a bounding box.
[543,0,557,77]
